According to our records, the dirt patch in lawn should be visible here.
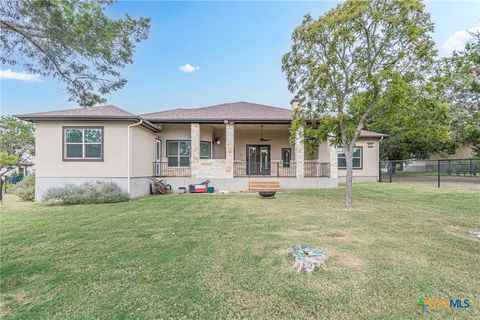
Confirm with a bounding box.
[324,247,365,270]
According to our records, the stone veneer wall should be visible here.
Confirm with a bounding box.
[225,123,234,178]
[295,129,304,178]
[191,123,235,179]
[195,159,229,178]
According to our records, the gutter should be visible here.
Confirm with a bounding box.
[127,119,143,196]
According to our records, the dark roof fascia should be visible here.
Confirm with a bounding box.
[139,119,162,133]
[147,119,293,124]
[16,115,138,121]
[15,115,161,133]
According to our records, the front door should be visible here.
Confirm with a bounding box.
[246,145,271,175]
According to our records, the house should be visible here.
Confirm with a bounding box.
[401,146,476,172]
[3,157,35,185]
[16,99,387,200]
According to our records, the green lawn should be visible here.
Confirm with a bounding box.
[1,184,479,319]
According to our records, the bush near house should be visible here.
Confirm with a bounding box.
[43,181,129,205]
[12,173,35,201]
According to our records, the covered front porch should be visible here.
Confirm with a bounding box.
[152,123,337,180]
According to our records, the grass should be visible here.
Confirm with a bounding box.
[1,184,479,319]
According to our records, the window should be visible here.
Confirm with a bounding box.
[167,141,190,166]
[155,139,161,161]
[337,146,362,169]
[200,141,211,159]
[64,127,103,160]
[282,148,291,168]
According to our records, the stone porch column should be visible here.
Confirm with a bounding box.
[225,122,234,178]
[295,128,304,178]
[191,123,200,178]
[327,136,338,178]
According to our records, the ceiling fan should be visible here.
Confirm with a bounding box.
[259,125,271,142]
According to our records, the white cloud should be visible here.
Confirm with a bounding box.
[442,25,480,54]
[179,64,199,73]
[0,69,41,82]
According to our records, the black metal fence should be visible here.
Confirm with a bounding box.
[233,161,330,177]
[153,162,191,177]
[379,158,480,190]
[304,162,330,177]
[233,161,296,177]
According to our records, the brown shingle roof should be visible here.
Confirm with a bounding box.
[16,105,137,120]
[15,102,387,138]
[141,101,292,123]
[16,105,160,132]
[141,101,386,138]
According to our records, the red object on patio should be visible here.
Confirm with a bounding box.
[194,185,207,193]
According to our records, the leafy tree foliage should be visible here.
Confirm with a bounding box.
[440,32,480,155]
[0,116,35,176]
[0,0,151,106]
[282,0,436,207]
[0,152,18,174]
[368,79,452,160]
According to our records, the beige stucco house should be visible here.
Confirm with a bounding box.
[17,99,387,200]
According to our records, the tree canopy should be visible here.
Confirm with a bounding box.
[0,0,151,106]
[367,78,452,160]
[282,0,437,207]
[0,116,35,176]
[440,32,480,156]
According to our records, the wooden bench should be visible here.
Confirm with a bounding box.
[248,180,281,192]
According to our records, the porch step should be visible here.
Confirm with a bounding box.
[249,181,281,192]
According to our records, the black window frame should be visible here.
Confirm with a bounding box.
[200,140,212,159]
[282,148,292,168]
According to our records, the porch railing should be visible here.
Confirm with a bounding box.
[152,161,330,178]
[304,162,330,177]
[153,162,191,177]
[234,161,296,177]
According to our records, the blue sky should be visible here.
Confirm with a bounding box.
[1,0,479,115]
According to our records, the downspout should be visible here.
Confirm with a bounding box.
[127,120,143,196]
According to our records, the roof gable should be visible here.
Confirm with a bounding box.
[16,105,160,132]
[16,105,136,119]
[141,101,292,123]
[15,102,387,138]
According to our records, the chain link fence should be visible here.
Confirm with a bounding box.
[379,159,480,191]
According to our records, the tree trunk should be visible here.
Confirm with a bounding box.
[344,144,354,209]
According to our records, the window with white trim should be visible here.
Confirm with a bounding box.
[167,141,190,166]
[64,127,103,160]
[337,146,362,169]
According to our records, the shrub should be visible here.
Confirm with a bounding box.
[12,173,35,201]
[43,181,129,205]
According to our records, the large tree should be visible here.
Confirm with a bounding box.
[0,116,35,177]
[282,0,436,208]
[0,0,151,106]
[440,32,480,155]
[368,79,452,160]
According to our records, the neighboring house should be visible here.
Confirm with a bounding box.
[402,146,476,172]
[16,99,387,200]
[428,146,475,161]
[2,156,35,180]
